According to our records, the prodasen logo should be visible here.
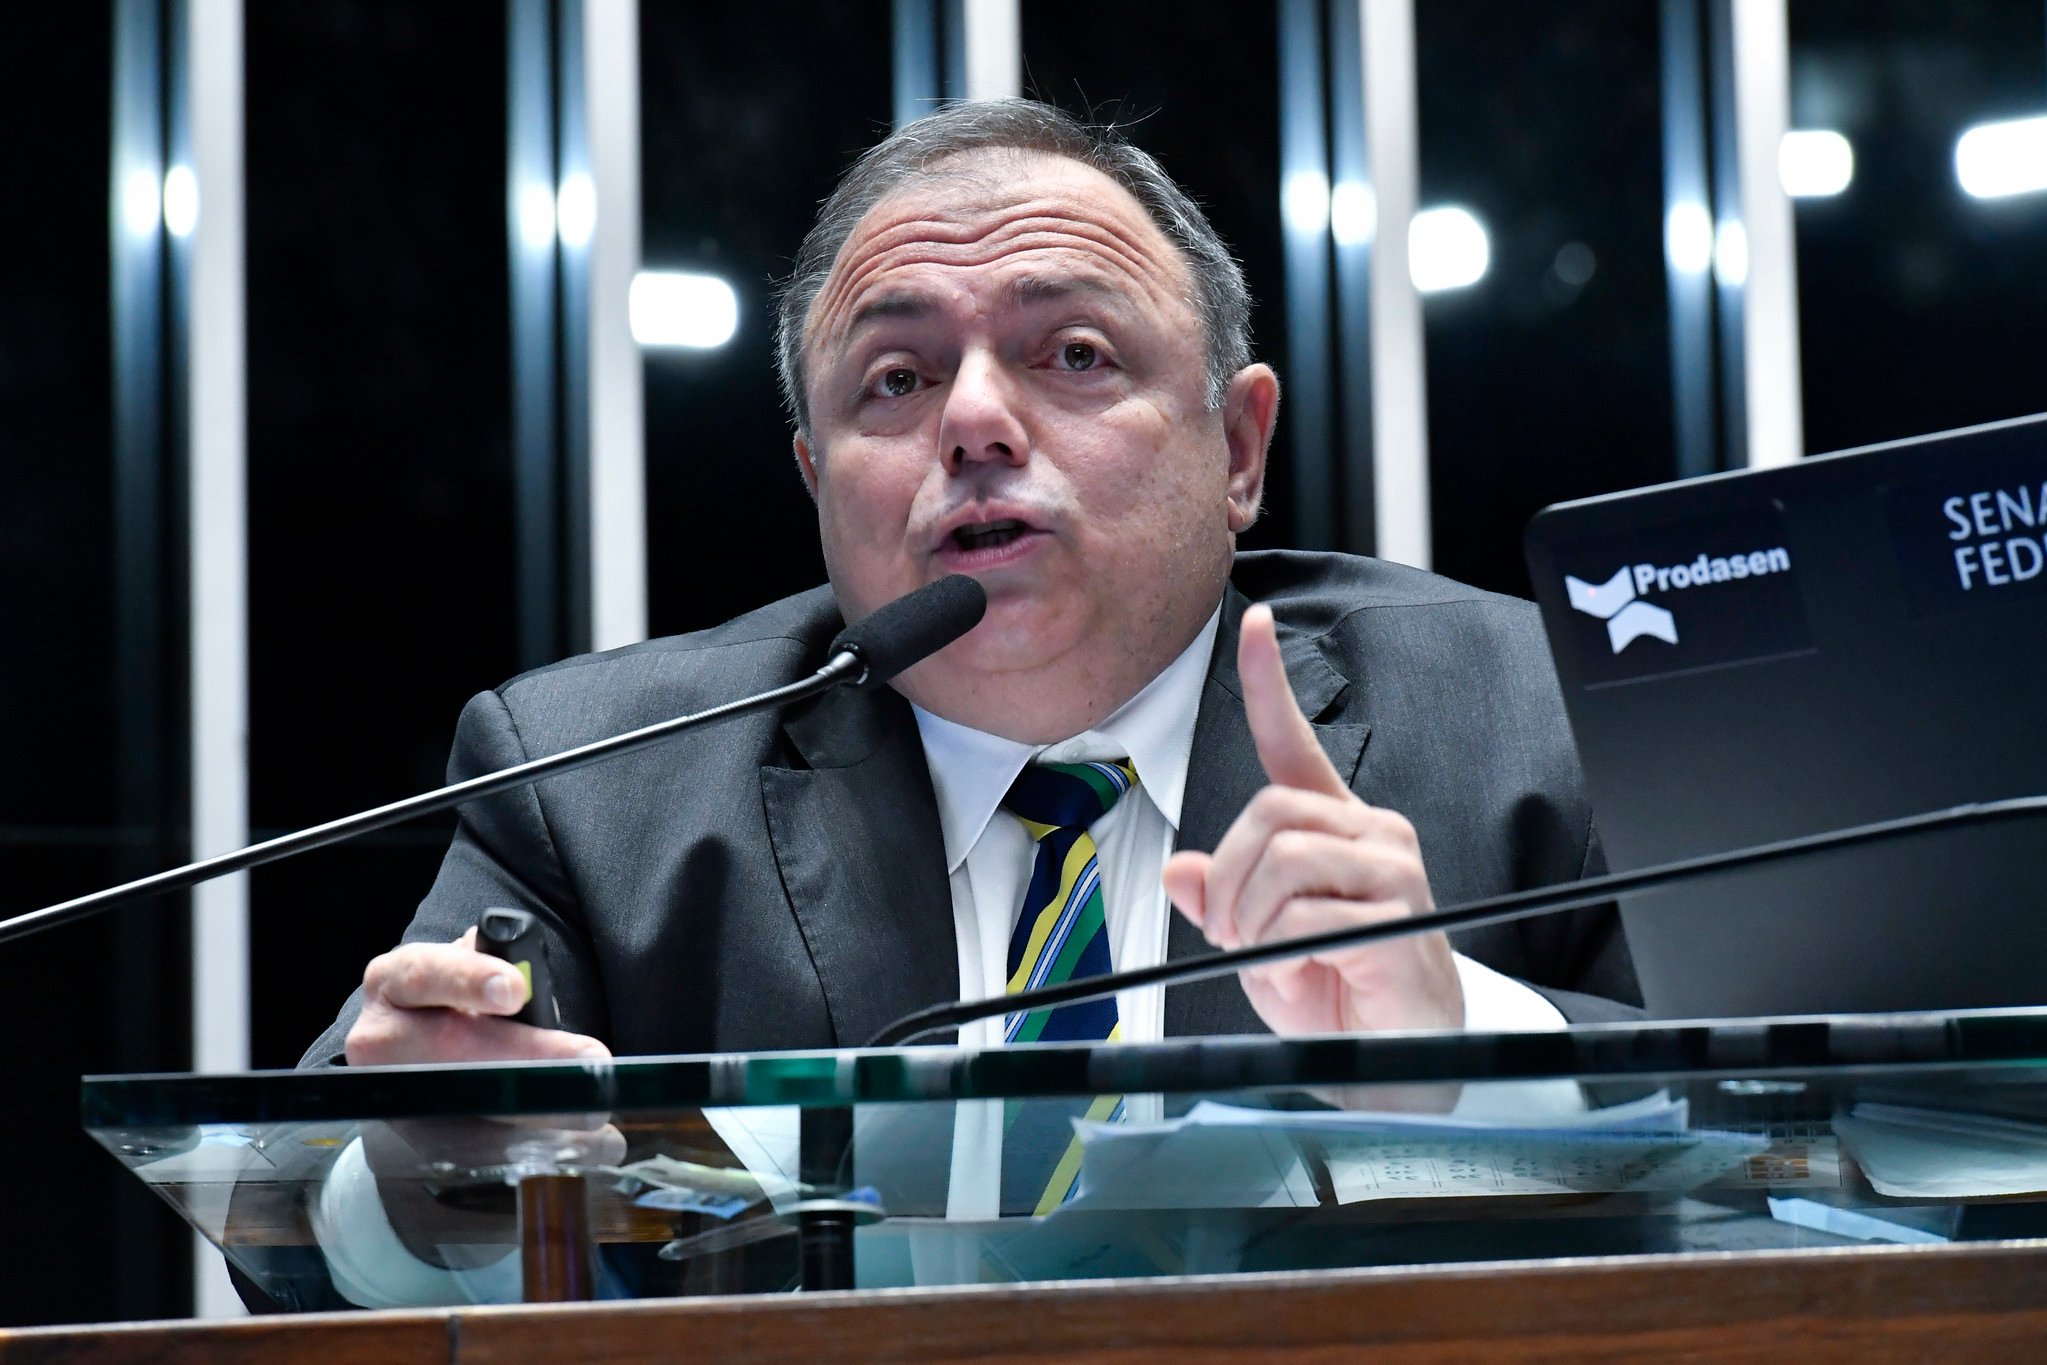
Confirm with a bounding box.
[1546,504,1809,686]
[1565,547,1792,654]
[1565,568,1677,652]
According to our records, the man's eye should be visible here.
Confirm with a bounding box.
[875,367,919,398]
[1057,342,1100,372]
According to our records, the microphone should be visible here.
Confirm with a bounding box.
[830,574,986,689]
[864,791,2047,1046]
[0,576,987,948]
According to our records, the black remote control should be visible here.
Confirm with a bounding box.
[474,906,562,1029]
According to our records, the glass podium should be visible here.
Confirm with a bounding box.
[84,1008,2047,1310]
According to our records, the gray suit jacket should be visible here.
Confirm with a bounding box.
[302,549,1638,1068]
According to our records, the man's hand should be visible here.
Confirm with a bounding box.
[344,927,612,1066]
[1161,604,1463,1035]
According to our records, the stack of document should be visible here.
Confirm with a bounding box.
[1069,1095,1799,1210]
[1834,1102,2047,1199]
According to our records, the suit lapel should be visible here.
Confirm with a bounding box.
[755,586,1375,1047]
[1166,587,1372,1038]
[761,684,959,1049]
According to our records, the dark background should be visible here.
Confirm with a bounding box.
[243,0,519,1074]
[3,0,2043,1328]
[1789,0,2047,454]
[0,3,193,1330]
[1417,0,1677,595]
[640,1,893,639]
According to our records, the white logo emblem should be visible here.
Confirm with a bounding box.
[1565,567,1678,653]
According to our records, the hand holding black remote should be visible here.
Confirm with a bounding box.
[473,907,562,1030]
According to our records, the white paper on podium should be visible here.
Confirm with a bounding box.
[1069,1093,1802,1206]
[1067,1110,1322,1211]
[1171,1091,1690,1134]
[1319,1129,1766,1202]
[1834,1103,2047,1199]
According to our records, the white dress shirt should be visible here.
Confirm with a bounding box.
[911,606,1571,1048]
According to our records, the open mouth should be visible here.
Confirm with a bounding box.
[951,518,1033,551]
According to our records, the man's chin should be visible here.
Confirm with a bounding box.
[954,593,1088,668]
[889,599,1087,695]
[922,638,1078,684]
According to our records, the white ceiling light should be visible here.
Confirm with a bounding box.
[1282,169,1330,237]
[516,181,556,251]
[1780,129,1854,198]
[161,165,198,239]
[1955,114,2047,199]
[555,172,596,249]
[1408,205,1489,292]
[120,167,161,238]
[1713,217,1749,288]
[1330,180,1377,247]
[630,271,739,349]
[1665,201,1713,275]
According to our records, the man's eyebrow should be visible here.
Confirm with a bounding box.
[839,275,1128,344]
[1000,274,1124,311]
[844,292,935,337]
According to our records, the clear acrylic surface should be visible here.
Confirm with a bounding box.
[84,1009,2047,1308]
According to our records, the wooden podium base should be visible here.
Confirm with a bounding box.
[6,1240,2047,1363]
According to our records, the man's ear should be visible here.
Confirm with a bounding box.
[793,430,820,501]
[1222,364,1279,533]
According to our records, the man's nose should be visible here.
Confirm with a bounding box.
[937,351,1028,474]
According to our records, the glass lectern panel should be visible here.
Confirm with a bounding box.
[84,1010,2047,1308]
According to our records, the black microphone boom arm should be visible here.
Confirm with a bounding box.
[0,653,862,948]
[3,573,989,950]
[865,792,2047,1047]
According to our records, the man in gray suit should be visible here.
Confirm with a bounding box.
[319,100,1635,1077]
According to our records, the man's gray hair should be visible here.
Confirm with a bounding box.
[774,99,1253,435]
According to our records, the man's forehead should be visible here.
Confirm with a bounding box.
[873,148,1142,223]
[806,150,1190,347]
[847,272,1127,331]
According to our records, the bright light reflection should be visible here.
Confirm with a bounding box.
[1780,129,1854,198]
[1955,115,2047,199]
[1714,218,1749,288]
[121,168,161,238]
[1282,170,1330,237]
[162,165,198,238]
[1665,202,1713,274]
[1408,206,1489,292]
[556,172,596,249]
[630,271,739,349]
[1330,180,1376,247]
[516,182,556,250]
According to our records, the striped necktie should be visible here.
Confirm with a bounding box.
[1002,758,1138,1044]
[999,759,1136,1214]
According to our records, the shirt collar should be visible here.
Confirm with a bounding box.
[912,607,1222,873]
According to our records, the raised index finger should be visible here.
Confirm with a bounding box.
[1238,603,1347,797]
